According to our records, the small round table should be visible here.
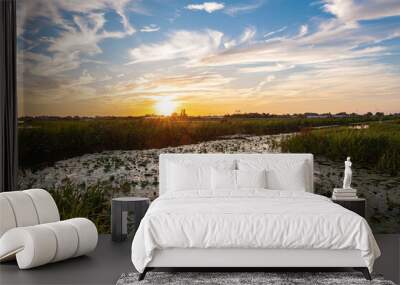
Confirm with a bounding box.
[111,197,150,242]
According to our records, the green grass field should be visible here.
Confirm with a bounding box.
[282,120,400,175]
[18,115,394,170]
[18,116,399,234]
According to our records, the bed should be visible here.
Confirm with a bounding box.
[131,153,380,280]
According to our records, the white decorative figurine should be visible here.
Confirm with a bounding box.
[343,157,352,189]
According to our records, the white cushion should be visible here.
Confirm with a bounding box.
[160,154,314,194]
[0,226,57,269]
[211,168,237,191]
[0,196,16,237]
[167,160,235,192]
[42,221,79,262]
[237,169,267,189]
[238,159,307,191]
[24,189,60,224]
[0,189,60,238]
[65,218,98,257]
[167,162,211,191]
[0,192,39,227]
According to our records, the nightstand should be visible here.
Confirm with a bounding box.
[111,197,150,242]
[332,198,366,218]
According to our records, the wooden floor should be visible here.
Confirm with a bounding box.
[0,234,399,285]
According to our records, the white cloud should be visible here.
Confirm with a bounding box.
[185,0,264,17]
[128,29,223,64]
[223,26,256,48]
[297,25,308,38]
[140,25,160,33]
[224,0,264,16]
[127,1,152,16]
[195,6,398,69]
[18,0,136,37]
[128,11,397,71]
[22,51,81,76]
[266,75,276,82]
[31,12,132,76]
[186,2,225,13]
[239,63,295,73]
[76,70,96,85]
[63,70,112,87]
[264,26,287,38]
[223,39,237,49]
[64,0,136,34]
[112,72,235,97]
[18,0,400,115]
[239,26,256,44]
[297,19,358,46]
[199,38,387,67]
[322,0,400,23]
[18,0,137,76]
[264,36,288,43]
[257,60,400,103]
[251,75,276,93]
[48,13,124,55]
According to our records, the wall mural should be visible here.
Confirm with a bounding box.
[17,0,400,234]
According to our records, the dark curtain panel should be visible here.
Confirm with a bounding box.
[0,0,18,192]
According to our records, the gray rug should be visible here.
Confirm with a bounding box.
[116,272,396,285]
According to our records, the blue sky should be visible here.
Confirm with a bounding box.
[17,0,400,116]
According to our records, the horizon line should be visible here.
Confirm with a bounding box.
[18,111,399,119]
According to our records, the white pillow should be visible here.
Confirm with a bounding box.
[236,169,267,189]
[211,168,236,191]
[238,159,307,191]
[268,161,306,191]
[166,160,236,192]
[167,162,211,191]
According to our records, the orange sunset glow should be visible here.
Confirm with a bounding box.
[16,0,400,117]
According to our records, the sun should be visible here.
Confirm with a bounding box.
[155,97,178,116]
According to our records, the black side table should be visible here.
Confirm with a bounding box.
[332,198,366,218]
[111,197,150,242]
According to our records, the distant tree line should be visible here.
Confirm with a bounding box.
[19,111,398,121]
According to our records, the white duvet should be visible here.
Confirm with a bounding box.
[131,190,380,273]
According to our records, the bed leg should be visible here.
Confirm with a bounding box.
[138,268,148,281]
[354,267,371,280]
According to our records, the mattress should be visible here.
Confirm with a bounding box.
[131,190,380,273]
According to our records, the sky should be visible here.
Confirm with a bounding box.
[17,0,400,116]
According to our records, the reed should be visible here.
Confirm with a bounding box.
[281,120,400,175]
[48,181,111,233]
[19,116,390,169]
